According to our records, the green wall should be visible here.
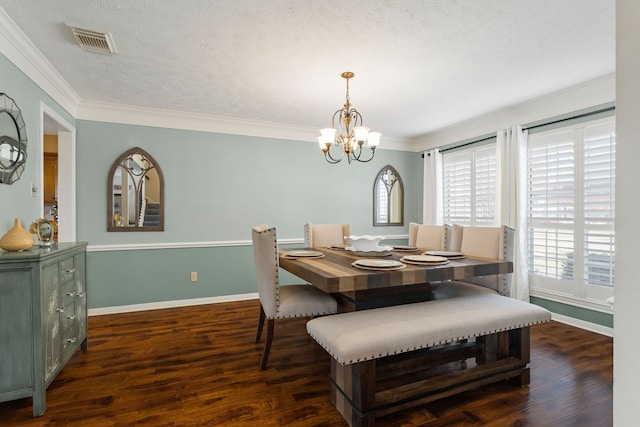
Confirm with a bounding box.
[530,296,614,328]
[76,121,422,245]
[0,53,75,228]
[74,120,423,308]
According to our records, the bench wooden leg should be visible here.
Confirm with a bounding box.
[476,327,531,386]
[331,359,376,427]
[508,327,530,386]
[327,327,533,426]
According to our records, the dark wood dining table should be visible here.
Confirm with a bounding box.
[278,247,513,312]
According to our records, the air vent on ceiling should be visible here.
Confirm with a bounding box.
[69,26,117,55]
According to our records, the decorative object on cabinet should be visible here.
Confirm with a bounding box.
[107,147,164,231]
[317,72,381,164]
[30,218,57,247]
[0,93,28,184]
[373,164,404,226]
[0,218,35,251]
[0,242,88,416]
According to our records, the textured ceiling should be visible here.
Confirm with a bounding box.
[0,0,615,140]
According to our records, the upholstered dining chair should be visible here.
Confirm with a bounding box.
[408,222,450,251]
[304,223,351,248]
[252,224,338,370]
[431,225,515,299]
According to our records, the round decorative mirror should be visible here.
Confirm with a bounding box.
[107,147,164,232]
[0,93,28,184]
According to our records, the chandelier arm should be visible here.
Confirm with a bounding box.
[324,153,342,164]
[332,108,345,131]
[353,146,376,163]
[334,108,350,143]
[325,145,344,164]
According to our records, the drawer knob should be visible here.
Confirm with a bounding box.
[66,337,77,343]
[56,308,64,313]
[66,292,76,297]
[66,268,76,273]
[66,315,75,320]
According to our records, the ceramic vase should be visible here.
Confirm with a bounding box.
[0,218,35,251]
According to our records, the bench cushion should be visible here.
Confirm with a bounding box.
[306,294,551,365]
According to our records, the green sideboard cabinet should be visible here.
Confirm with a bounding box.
[0,242,88,416]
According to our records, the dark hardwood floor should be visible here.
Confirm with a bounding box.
[0,299,612,426]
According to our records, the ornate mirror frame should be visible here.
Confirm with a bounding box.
[0,93,28,184]
[107,147,164,232]
[373,164,404,226]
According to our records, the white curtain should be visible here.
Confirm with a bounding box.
[497,126,529,301]
[422,148,443,224]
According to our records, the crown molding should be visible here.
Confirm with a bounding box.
[77,99,414,151]
[0,7,80,115]
[412,73,616,150]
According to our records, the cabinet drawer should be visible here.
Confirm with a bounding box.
[61,301,76,332]
[60,257,75,284]
[61,326,78,362]
[60,280,76,307]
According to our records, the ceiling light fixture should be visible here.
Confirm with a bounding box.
[318,72,381,164]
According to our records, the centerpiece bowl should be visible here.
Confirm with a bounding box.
[345,235,386,252]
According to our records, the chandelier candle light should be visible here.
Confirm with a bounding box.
[318,72,381,164]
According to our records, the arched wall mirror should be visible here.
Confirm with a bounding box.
[373,164,404,226]
[0,93,28,184]
[107,147,164,232]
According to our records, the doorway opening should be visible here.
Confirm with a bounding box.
[41,104,76,242]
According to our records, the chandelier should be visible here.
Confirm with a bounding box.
[318,72,381,164]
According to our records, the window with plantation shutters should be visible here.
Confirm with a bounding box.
[527,117,615,303]
[442,145,497,226]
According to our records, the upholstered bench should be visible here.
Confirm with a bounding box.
[306,293,551,427]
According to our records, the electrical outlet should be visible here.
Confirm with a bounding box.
[190,272,198,282]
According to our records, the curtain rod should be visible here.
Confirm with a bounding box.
[522,105,615,131]
[422,135,496,157]
[438,135,496,154]
[421,105,616,158]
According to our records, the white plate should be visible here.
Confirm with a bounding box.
[354,259,404,268]
[423,251,465,258]
[392,245,419,251]
[402,255,449,263]
[346,245,393,252]
[352,263,406,271]
[284,250,324,258]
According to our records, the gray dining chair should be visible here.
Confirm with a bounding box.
[431,225,515,299]
[252,224,338,370]
[304,223,351,248]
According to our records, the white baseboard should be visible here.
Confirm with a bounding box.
[550,312,613,337]
[88,293,258,316]
[88,292,613,338]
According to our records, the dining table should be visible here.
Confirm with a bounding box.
[278,246,513,312]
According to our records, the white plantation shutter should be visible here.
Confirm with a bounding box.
[475,148,497,224]
[443,152,472,225]
[583,124,615,288]
[527,131,575,280]
[443,145,497,226]
[527,117,615,298]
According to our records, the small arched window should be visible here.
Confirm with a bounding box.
[373,164,404,226]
